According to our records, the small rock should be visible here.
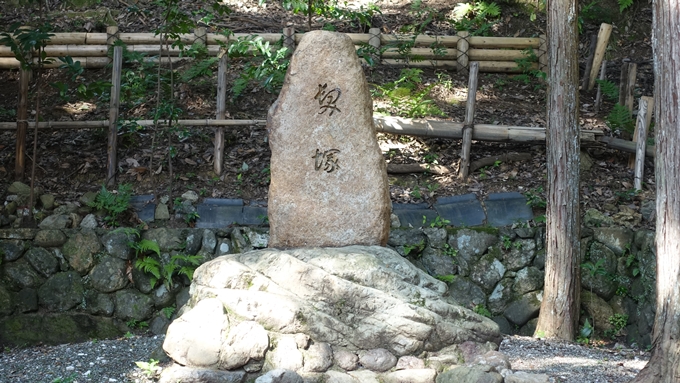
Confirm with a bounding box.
[79,191,98,206]
[40,194,55,210]
[8,181,30,196]
[255,369,303,383]
[181,191,199,203]
[155,203,170,220]
[395,355,425,370]
[334,349,359,371]
[38,214,72,230]
[80,214,98,229]
[359,348,397,372]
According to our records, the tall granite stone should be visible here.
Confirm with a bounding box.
[267,30,390,248]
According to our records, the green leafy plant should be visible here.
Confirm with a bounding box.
[451,1,501,36]
[372,68,445,118]
[502,235,512,250]
[162,305,176,319]
[411,185,423,199]
[423,215,451,228]
[524,187,547,208]
[228,35,290,99]
[604,314,628,339]
[89,184,133,226]
[403,240,426,256]
[580,318,594,339]
[606,103,635,135]
[513,48,546,88]
[135,359,162,378]
[582,259,607,278]
[442,244,458,258]
[436,274,456,283]
[595,79,619,101]
[474,304,493,318]
[126,319,149,329]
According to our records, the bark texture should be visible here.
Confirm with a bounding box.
[533,0,580,340]
[632,1,680,381]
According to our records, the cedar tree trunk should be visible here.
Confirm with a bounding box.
[533,0,581,340]
[631,1,680,381]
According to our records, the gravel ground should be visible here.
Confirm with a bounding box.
[0,335,649,383]
[499,336,650,383]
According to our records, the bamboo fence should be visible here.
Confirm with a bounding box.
[0,28,547,72]
[2,26,650,185]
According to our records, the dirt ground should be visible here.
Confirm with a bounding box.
[0,0,657,229]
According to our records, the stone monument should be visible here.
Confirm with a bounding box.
[266,30,391,248]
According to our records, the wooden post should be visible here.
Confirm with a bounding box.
[618,62,637,116]
[214,52,228,175]
[283,27,296,53]
[594,60,607,112]
[194,27,207,46]
[15,67,30,181]
[458,62,480,180]
[628,95,654,168]
[633,98,649,191]
[538,34,548,74]
[581,34,598,89]
[587,23,612,90]
[456,31,469,72]
[368,27,381,65]
[106,47,123,187]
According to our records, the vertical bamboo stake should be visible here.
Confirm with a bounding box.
[628,95,654,169]
[214,52,228,175]
[538,34,548,74]
[15,67,30,180]
[633,98,649,191]
[456,31,469,72]
[107,46,123,187]
[458,62,479,180]
[587,23,612,90]
[106,26,121,187]
[283,27,296,52]
[581,34,598,89]
[618,62,637,116]
[368,27,381,65]
[594,60,607,112]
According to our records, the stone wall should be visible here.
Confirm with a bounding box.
[0,218,656,348]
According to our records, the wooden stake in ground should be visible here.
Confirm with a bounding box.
[587,23,612,90]
[458,61,479,180]
[594,60,607,112]
[619,62,638,116]
[632,98,649,191]
[214,52,228,175]
[15,67,29,180]
[106,45,123,187]
[628,96,654,168]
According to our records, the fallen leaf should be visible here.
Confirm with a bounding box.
[185,158,197,165]
[126,158,140,167]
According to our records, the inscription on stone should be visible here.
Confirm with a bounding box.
[314,83,342,116]
[312,149,340,173]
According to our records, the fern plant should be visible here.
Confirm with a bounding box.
[606,103,635,135]
[595,79,619,102]
[130,233,202,289]
[89,184,133,227]
[450,1,501,36]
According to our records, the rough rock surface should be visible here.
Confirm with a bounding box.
[162,246,501,381]
[267,30,390,248]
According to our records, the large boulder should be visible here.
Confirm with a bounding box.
[163,246,501,378]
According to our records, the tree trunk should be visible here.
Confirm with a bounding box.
[631,1,680,381]
[533,0,580,340]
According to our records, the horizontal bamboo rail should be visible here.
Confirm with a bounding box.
[0,30,546,72]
